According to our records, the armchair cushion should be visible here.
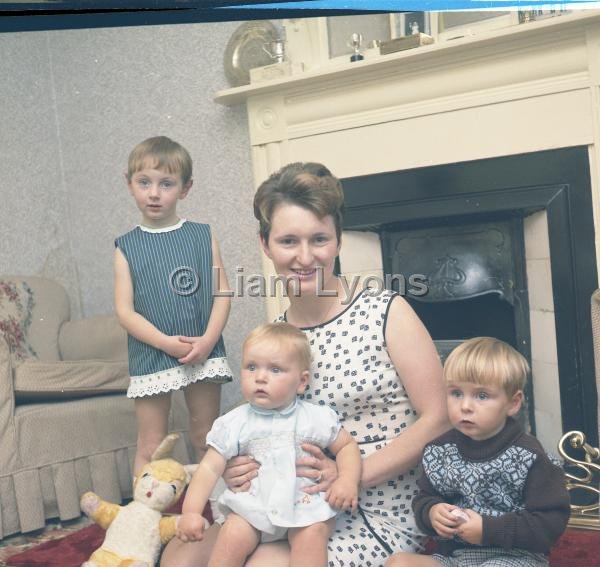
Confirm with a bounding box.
[14,359,129,402]
[59,315,127,361]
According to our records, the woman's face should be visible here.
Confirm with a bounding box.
[262,203,341,297]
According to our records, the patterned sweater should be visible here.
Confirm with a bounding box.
[413,417,570,555]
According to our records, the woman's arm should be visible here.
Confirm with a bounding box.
[360,295,449,487]
[178,237,231,364]
[114,248,191,359]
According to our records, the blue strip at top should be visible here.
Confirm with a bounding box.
[222,0,600,11]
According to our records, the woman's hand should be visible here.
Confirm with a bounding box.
[222,455,260,493]
[297,443,339,494]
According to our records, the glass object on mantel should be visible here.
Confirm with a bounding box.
[327,14,391,58]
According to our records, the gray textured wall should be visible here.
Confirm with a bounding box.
[1,21,265,410]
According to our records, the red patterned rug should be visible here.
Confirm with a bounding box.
[3,525,598,566]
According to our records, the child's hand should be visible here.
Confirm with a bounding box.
[176,512,208,542]
[326,478,358,512]
[178,335,215,364]
[162,335,193,359]
[456,509,483,545]
[429,503,463,539]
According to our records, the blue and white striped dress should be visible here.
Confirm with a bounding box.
[115,219,232,398]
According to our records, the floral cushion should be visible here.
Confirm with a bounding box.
[0,280,37,365]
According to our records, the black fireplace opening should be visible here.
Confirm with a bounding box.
[381,215,523,348]
[341,147,598,445]
[408,295,516,344]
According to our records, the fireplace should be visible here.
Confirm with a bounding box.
[340,147,598,448]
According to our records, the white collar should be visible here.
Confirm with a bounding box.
[138,218,186,233]
[250,398,298,417]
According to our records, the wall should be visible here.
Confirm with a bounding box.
[1,21,265,410]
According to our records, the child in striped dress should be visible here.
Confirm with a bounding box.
[114,136,233,475]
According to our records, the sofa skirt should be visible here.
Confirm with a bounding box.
[0,392,191,539]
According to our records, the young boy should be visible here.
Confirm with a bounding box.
[177,322,362,567]
[386,337,570,567]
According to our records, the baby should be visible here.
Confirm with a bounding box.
[177,322,362,567]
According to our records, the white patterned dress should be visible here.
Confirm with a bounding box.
[281,289,426,566]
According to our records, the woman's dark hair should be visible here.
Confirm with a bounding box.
[253,162,345,242]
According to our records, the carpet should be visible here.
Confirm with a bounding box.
[4,525,598,566]
[5,524,104,567]
[3,500,213,567]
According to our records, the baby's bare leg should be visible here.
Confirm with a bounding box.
[385,553,442,566]
[207,514,260,567]
[288,518,335,567]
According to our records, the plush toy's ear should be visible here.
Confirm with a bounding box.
[151,433,180,462]
[183,464,198,484]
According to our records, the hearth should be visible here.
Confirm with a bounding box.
[340,147,598,447]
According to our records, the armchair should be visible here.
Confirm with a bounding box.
[0,276,191,539]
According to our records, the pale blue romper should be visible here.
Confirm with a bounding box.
[206,398,341,542]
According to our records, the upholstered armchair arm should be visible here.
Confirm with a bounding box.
[59,314,127,361]
[0,335,19,474]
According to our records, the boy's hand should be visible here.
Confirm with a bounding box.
[178,335,214,364]
[456,509,483,545]
[326,477,358,512]
[429,503,463,539]
[161,335,193,359]
[176,512,207,542]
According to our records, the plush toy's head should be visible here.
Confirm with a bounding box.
[132,433,196,512]
[133,458,190,512]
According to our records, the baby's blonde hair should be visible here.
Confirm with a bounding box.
[243,322,312,371]
[444,337,529,397]
[127,136,192,185]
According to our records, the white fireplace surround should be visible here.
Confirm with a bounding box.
[215,11,600,449]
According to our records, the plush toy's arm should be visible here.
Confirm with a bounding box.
[80,492,121,530]
[159,515,179,544]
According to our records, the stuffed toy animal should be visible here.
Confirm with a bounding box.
[80,433,203,567]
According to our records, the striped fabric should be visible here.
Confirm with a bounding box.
[115,220,230,385]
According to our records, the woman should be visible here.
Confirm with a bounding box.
[161,162,448,567]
